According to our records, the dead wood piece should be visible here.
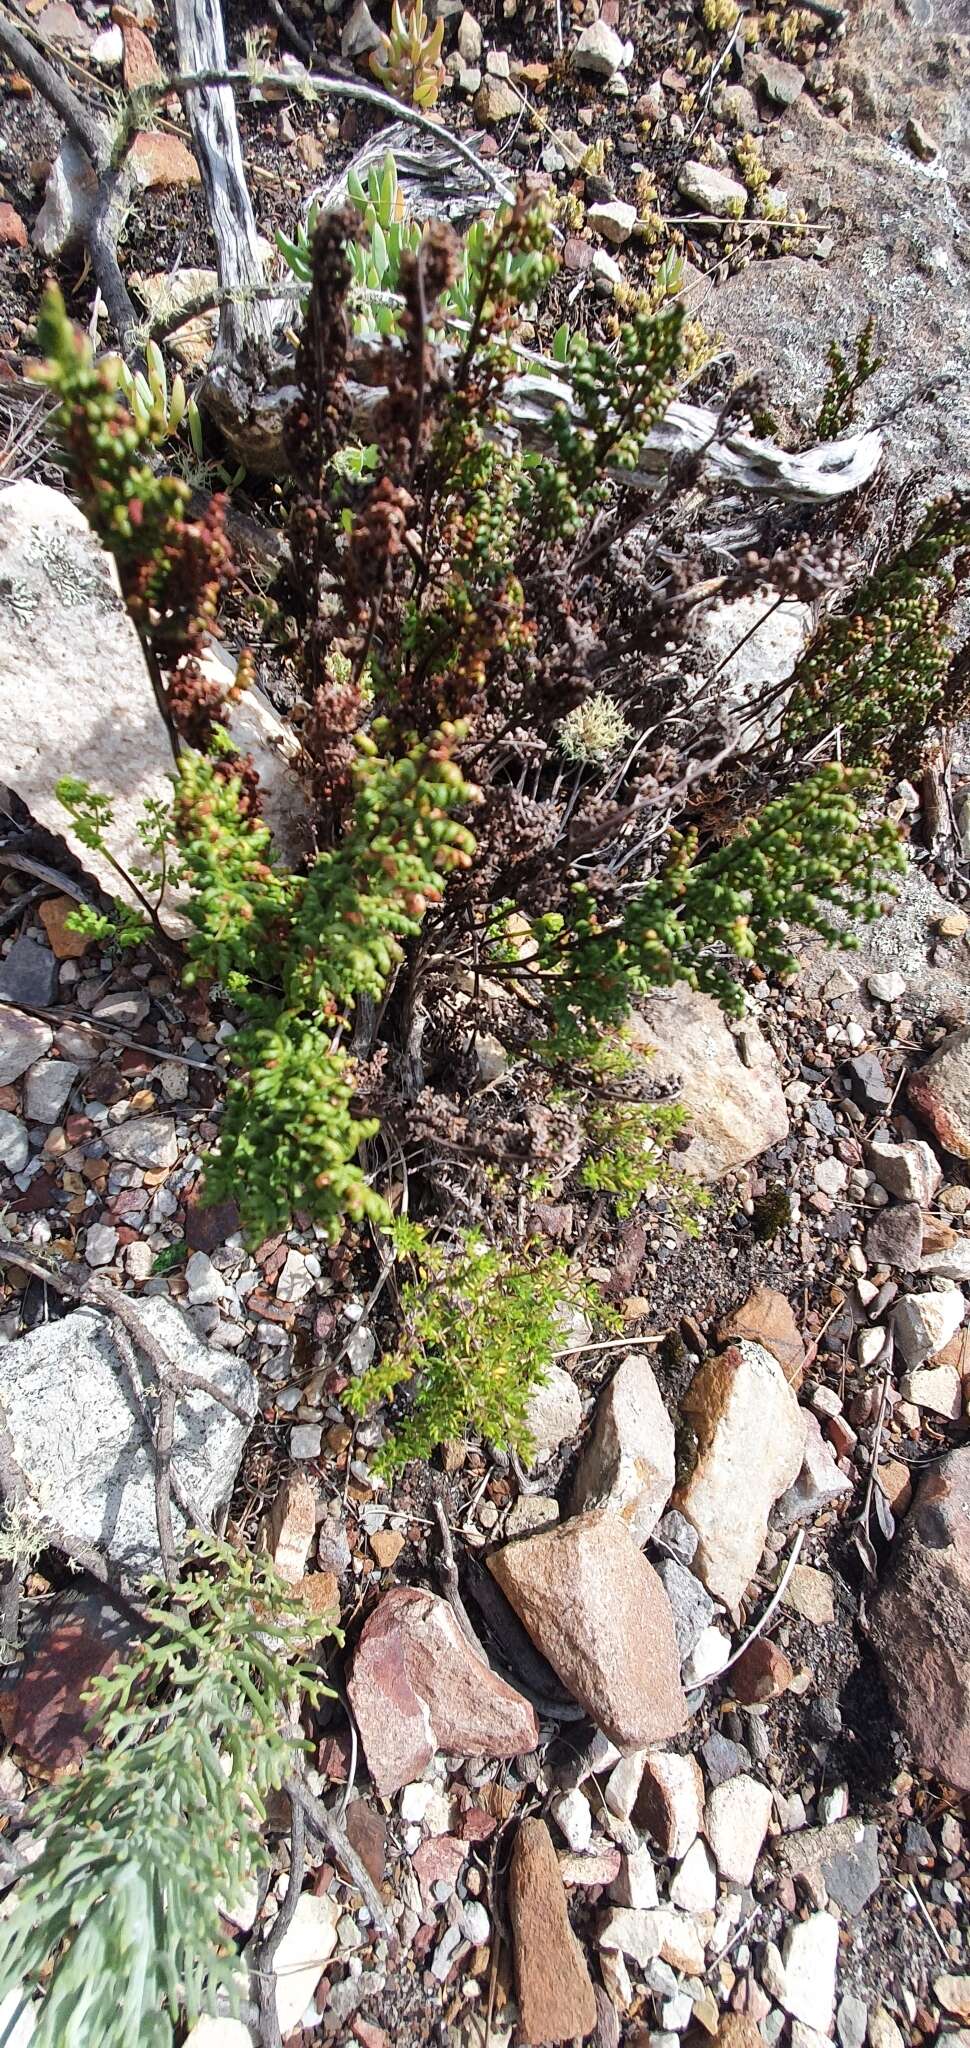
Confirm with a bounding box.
[0,17,141,358]
[170,0,283,374]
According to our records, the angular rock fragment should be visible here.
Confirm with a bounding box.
[781,1911,840,2034]
[893,1289,965,1367]
[629,989,789,1182]
[775,1818,881,1915]
[773,1412,853,1530]
[716,1285,805,1385]
[704,1774,773,1885]
[261,1475,317,1585]
[864,1202,923,1270]
[0,1011,53,1088]
[508,1818,597,2044]
[677,161,748,215]
[0,483,311,924]
[571,1353,675,1543]
[102,1114,180,1171]
[729,1637,793,1704]
[867,1137,941,1207]
[525,1364,582,1465]
[637,1750,704,1858]
[347,1587,539,1797]
[488,1510,687,1751]
[909,1028,970,1158]
[870,1445,970,1790]
[676,1341,806,1608]
[573,19,626,77]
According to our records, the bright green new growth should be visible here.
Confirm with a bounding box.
[533,765,905,1042]
[578,1097,707,1226]
[345,1222,602,1472]
[277,150,477,340]
[783,495,970,764]
[0,1538,333,2048]
[174,728,480,1244]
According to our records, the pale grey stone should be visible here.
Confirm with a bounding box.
[694,593,811,752]
[573,20,626,77]
[0,1010,54,1088]
[628,986,789,1183]
[572,1353,675,1543]
[23,1057,79,1125]
[677,160,748,215]
[524,1363,581,1464]
[893,1288,965,1367]
[781,1912,840,2034]
[291,1424,323,1461]
[587,201,638,246]
[0,1298,256,1575]
[0,484,311,930]
[84,1223,119,1269]
[0,1111,29,1172]
[33,136,97,257]
[103,1114,179,1171]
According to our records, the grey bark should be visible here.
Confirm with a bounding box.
[168,0,280,367]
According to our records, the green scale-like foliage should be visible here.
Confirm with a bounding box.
[345,1222,605,1472]
[175,727,480,1244]
[533,765,905,1041]
[784,494,970,765]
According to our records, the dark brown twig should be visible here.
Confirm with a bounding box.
[0,15,141,358]
[250,1789,307,2048]
[284,1772,397,1947]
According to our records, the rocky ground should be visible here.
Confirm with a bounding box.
[1,0,970,2045]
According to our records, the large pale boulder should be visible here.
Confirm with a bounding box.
[628,987,789,1182]
[0,481,311,924]
[488,1509,687,1751]
[676,1341,807,1608]
[571,1352,675,1543]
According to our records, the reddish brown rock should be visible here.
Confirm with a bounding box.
[37,894,91,960]
[296,1572,340,1619]
[184,1189,241,1252]
[0,203,28,249]
[715,2020,766,2048]
[347,1586,539,1796]
[488,1510,687,1751]
[412,1834,467,1909]
[717,1286,806,1387]
[343,1799,387,1888]
[870,1444,970,1790]
[129,131,201,189]
[877,1459,913,1518]
[261,1474,317,1585]
[728,1636,794,1705]
[908,1029,970,1159]
[0,1591,129,1774]
[508,1818,597,2044]
[121,19,161,88]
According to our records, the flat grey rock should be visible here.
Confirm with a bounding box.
[0,1009,53,1087]
[0,1297,256,1577]
[0,936,58,1009]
